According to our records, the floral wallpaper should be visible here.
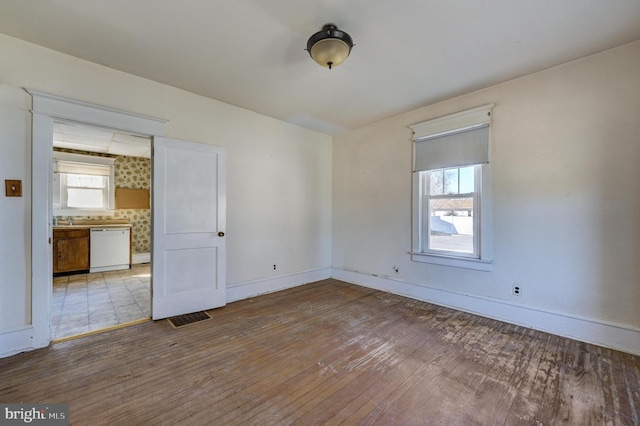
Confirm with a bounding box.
[55,149,151,254]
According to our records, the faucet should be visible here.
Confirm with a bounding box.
[68,217,73,226]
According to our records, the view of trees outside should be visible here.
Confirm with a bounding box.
[428,166,475,253]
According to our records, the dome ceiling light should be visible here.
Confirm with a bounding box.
[306,24,354,69]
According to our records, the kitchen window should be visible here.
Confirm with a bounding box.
[410,104,494,271]
[53,152,115,216]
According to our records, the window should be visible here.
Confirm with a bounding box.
[53,152,115,216]
[410,104,494,271]
[422,165,478,256]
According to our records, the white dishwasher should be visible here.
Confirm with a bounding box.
[90,228,131,273]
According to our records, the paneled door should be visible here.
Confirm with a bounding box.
[152,137,226,319]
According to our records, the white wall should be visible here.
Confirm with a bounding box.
[2,31,639,357]
[0,34,332,350]
[333,41,640,354]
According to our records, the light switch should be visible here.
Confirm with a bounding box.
[5,180,22,197]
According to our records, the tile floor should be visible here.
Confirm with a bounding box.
[52,263,151,340]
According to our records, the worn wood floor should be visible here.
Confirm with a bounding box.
[1,279,638,425]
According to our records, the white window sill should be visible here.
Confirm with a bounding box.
[54,209,115,217]
[410,251,493,271]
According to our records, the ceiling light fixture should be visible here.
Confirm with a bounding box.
[306,24,354,69]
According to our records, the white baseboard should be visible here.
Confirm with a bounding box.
[0,326,34,358]
[6,265,635,358]
[132,253,150,264]
[227,267,332,303]
[332,268,640,356]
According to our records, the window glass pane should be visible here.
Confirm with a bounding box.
[429,197,474,253]
[429,169,443,195]
[66,173,105,188]
[444,168,459,194]
[67,188,105,208]
[459,166,475,194]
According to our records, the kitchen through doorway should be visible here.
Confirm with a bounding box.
[51,121,152,340]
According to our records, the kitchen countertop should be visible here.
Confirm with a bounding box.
[53,224,132,230]
[53,219,132,230]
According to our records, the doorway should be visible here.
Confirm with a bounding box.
[29,90,226,353]
[51,121,152,340]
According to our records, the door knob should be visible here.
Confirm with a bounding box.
[218,231,225,237]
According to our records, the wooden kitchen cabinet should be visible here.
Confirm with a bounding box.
[53,228,90,275]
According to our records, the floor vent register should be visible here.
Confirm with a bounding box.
[167,311,212,329]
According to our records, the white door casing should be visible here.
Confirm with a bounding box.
[152,137,226,319]
[19,90,167,357]
[9,90,226,357]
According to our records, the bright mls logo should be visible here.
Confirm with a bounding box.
[1,404,68,425]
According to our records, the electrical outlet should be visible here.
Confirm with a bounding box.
[393,265,399,273]
[512,284,522,296]
[273,264,276,270]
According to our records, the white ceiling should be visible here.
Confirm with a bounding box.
[1,1,640,135]
[53,122,151,158]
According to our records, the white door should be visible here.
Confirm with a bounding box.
[152,137,226,319]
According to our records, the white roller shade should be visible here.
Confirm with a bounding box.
[53,151,115,176]
[414,125,489,172]
[410,103,494,172]
[55,161,112,176]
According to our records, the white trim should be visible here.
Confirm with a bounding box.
[410,252,493,271]
[132,253,151,264]
[27,90,167,136]
[31,112,53,351]
[331,267,640,356]
[227,267,332,303]
[0,326,33,358]
[22,90,167,358]
[410,103,495,141]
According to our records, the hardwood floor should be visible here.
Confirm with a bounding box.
[1,279,638,425]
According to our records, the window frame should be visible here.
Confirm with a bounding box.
[53,152,116,217]
[421,165,480,258]
[413,165,492,271]
[410,105,494,271]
